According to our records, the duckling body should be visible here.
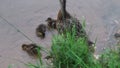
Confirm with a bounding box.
[46,17,57,29]
[22,44,41,57]
[36,24,46,38]
[114,33,120,38]
[114,30,120,45]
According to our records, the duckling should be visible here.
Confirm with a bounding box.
[36,24,46,38]
[46,17,57,29]
[114,33,120,38]
[114,30,120,45]
[22,43,41,57]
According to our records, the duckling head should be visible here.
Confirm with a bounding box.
[22,44,29,51]
[114,33,120,39]
[46,17,52,23]
[46,17,57,29]
[22,43,42,57]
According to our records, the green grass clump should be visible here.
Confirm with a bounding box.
[99,47,120,68]
[50,24,96,68]
[24,28,120,68]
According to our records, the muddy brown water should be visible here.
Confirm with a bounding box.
[0,0,120,68]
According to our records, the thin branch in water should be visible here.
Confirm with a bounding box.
[0,16,34,43]
[0,15,49,53]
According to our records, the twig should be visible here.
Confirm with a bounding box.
[0,15,34,43]
[0,15,49,53]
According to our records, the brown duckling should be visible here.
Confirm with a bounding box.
[36,24,46,38]
[22,43,41,57]
[114,30,120,45]
[114,33,120,38]
[46,17,57,29]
